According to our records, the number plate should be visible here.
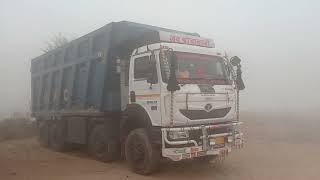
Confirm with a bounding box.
[215,136,225,144]
[212,136,225,145]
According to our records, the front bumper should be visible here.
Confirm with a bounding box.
[161,122,244,161]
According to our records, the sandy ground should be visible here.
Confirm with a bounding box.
[1,112,320,180]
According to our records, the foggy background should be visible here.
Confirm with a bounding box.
[0,0,319,118]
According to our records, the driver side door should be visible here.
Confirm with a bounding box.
[129,54,161,126]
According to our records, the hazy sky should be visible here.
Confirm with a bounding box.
[1,0,319,117]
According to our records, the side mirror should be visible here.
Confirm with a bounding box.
[147,54,158,84]
[236,69,245,90]
[230,56,245,90]
[167,51,180,92]
[230,56,241,66]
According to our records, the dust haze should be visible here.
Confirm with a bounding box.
[1,1,320,179]
[0,0,320,117]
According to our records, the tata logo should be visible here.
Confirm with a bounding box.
[204,104,213,112]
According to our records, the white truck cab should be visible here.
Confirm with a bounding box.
[127,31,244,162]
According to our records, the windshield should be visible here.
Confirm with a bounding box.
[160,51,230,85]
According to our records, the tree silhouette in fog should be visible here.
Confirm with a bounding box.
[42,33,70,53]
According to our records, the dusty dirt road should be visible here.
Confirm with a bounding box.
[1,112,320,180]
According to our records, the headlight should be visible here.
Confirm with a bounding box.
[168,130,189,140]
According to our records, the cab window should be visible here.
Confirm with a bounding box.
[134,56,151,79]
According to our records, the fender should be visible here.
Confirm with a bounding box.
[121,104,153,130]
[121,104,161,144]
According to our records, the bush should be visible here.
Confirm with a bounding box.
[0,118,36,141]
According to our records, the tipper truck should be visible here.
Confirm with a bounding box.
[31,21,245,174]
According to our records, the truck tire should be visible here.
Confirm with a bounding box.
[49,120,69,151]
[38,121,49,147]
[125,128,160,175]
[88,125,120,162]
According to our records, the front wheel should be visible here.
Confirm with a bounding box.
[125,128,160,175]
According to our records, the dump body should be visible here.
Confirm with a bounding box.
[31,21,198,115]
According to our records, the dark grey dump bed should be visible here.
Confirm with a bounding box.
[31,21,199,116]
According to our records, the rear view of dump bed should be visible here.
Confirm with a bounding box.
[31,21,198,116]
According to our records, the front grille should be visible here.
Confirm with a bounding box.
[180,107,231,120]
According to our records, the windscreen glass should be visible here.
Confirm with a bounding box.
[160,52,230,85]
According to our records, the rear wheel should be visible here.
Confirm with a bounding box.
[125,128,160,175]
[88,125,120,162]
[38,120,49,147]
[49,120,69,151]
